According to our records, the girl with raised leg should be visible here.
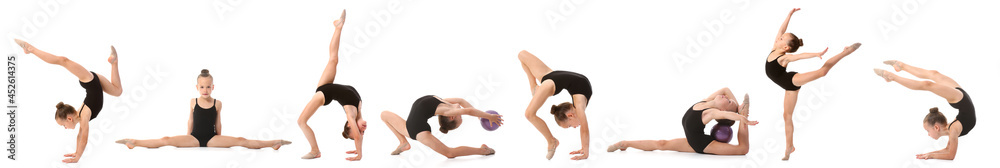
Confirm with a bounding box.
[14,39,123,163]
[518,50,592,160]
[295,10,368,161]
[763,8,862,160]
[874,61,975,160]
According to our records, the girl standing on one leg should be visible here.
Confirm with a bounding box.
[874,61,975,160]
[518,50,593,160]
[380,96,502,158]
[763,8,861,160]
[15,39,123,163]
[114,70,291,150]
[295,10,368,161]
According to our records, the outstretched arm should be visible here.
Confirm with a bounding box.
[776,8,801,41]
[442,98,475,109]
[705,109,758,126]
[779,47,828,65]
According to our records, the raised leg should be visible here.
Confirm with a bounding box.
[518,50,554,81]
[206,135,286,149]
[119,135,199,149]
[316,10,346,87]
[297,93,325,158]
[782,90,798,160]
[791,43,861,86]
[891,61,961,88]
[414,132,493,158]
[609,139,695,152]
[380,111,411,155]
[100,46,123,96]
[876,70,964,103]
[14,39,93,82]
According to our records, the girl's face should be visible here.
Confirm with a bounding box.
[714,95,739,112]
[56,116,78,129]
[923,122,945,140]
[774,33,794,51]
[558,108,581,128]
[196,77,214,98]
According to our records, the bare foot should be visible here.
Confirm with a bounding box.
[114,139,135,149]
[107,46,118,64]
[13,39,33,54]
[301,151,321,159]
[781,146,795,161]
[391,143,410,155]
[481,144,495,155]
[883,60,902,72]
[546,139,559,160]
[873,69,894,82]
[606,141,626,152]
[272,140,291,150]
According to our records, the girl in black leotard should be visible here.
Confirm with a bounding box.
[15,39,123,163]
[295,10,369,160]
[875,60,976,160]
[763,8,862,160]
[115,69,291,150]
[607,88,757,155]
[518,50,594,160]
[380,95,502,158]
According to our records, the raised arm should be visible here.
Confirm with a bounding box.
[776,8,801,41]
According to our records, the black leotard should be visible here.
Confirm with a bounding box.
[765,54,801,91]
[190,98,218,147]
[682,101,714,154]
[315,83,362,107]
[80,71,104,120]
[949,87,976,136]
[540,70,593,103]
[405,95,444,140]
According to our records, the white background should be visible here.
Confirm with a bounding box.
[2,0,998,168]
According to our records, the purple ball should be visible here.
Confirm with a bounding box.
[710,124,733,143]
[480,110,500,131]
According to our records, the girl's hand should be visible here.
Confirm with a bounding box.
[790,8,801,14]
[818,47,829,59]
[916,153,931,160]
[483,114,504,126]
[62,156,80,163]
